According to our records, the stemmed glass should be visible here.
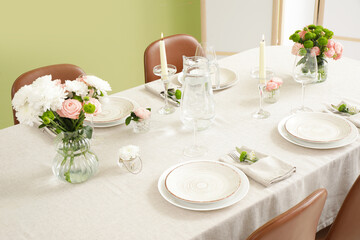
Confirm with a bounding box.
[292,48,318,113]
[153,64,177,115]
[195,42,220,89]
[181,59,213,157]
[251,68,274,119]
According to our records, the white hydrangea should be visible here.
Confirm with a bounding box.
[248,151,257,161]
[83,75,112,95]
[65,80,89,97]
[119,145,140,160]
[11,75,66,126]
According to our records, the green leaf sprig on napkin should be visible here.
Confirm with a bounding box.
[331,103,359,115]
[236,147,258,164]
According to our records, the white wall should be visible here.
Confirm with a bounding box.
[205,0,273,53]
[281,0,316,46]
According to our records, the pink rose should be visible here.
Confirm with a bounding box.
[334,53,342,60]
[271,77,283,87]
[334,42,343,55]
[291,43,304,55]
[327,39,335,49]
[298,31,307,40]
[311,46,320,56]
[134,107,151,120]
[57,99,82,119]
[266,81,279,91]
[324,48,335,58]
[85,98,102,116]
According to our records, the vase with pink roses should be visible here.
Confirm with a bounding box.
[12,74,111,183]
[263,77,283,103]
[289,24,343,83]
[125,107,151,133]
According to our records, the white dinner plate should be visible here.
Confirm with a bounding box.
[177,67,238,90]
[278,115,358,149]
[285,112,352,143]
[84,97,138,128]
[158,160,249,211]
[165,161,241,203]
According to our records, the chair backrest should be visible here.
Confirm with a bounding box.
[11,64,85,125]
[247,189,328,240]
[143,34,200,83]
[325,175,360,240]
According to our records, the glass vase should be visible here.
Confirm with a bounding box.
[132,119,150,133]
[52,129,99,183]
[316,58,328,83]
[263,88,280,103]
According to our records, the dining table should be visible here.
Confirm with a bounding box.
[1,45,360,240]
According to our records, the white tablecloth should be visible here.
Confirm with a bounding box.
[1,46,360,240]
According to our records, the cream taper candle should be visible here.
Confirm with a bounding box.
[159,33,168,80]
[259,34,266,84]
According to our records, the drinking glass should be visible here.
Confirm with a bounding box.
[153,64,177,115]
[195,42,220,89]
[292,48,318,113]
[181,58,213,157]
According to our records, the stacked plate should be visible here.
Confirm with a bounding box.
[85,97,138,128]
[177,67,238,90]
[278,112,358,149]
[158,160,249,211]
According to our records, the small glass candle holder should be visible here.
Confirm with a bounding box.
[132,119,150,133]
[153,64,177,115]
[250,67,274,119]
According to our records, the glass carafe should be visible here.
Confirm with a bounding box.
[181,56,215,131]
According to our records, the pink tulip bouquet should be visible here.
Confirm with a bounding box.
[12,74,111,137]
[289,24,343,82]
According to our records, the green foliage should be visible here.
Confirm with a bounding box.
[175,89,182,99]
[304,32,313,40]
[318,37,328,46]
[72,95,83,102]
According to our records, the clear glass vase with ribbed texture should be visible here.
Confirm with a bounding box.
[52,129,98,183]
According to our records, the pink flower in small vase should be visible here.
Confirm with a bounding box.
[311,46,321,56]
[298,30,307,40]
[266,81,279,91]
[327,39,335,49]
[271,77,283,87]
[333,42,343,60]
[324,48,335,58]
[57,99,82,119]
[134,107,151,121]
[291,43,304,55]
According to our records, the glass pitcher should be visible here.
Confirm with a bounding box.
[181,56,215,131]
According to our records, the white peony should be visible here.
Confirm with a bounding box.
[82,75,112,95]
[119,145,140,160]
[12,75,66,126]
[65,80,89,97]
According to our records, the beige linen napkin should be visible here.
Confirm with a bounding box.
[349,114,360,128]
[219,147,296,187]
[144,79,180,106]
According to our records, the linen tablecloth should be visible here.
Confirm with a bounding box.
[1,46,360,240]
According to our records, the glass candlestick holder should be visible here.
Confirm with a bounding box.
[250,67,274,119]
[153,64,177,115]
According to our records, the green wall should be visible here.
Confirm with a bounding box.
[0,0,201,129]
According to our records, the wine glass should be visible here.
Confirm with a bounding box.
[195,42,220,89]
[292,48,318,113]
[181,60,213,157]
[153,64,177,115]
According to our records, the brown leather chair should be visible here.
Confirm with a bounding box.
[316,175,360,240]
[143,34,200,83]
[247,189,328,240]
[11,64,85,125]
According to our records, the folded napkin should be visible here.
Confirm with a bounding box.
[324,101,360,128]
[144,79,180,107]
[219,146,296,187]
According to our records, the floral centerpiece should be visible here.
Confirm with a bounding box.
[289,24,343,82]
[12,74,111,183]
